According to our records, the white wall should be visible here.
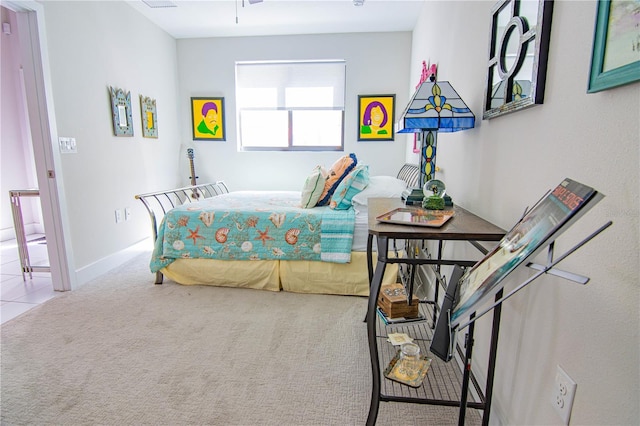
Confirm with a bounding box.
[40,1,182,270]
[176,32,412,191]
[409,1,639,424]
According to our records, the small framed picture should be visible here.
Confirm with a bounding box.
[588,0,640,93]
[191,97,225,141]
[109,86,133,137]
[358,94,395,141]
[140,95,158,138]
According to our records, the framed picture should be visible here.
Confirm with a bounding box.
[357,94,395,141]
[109,86,133,137]
[191,97,225,141]
[140,95,158,138]
[482,0,554,119]
[588,0,640,93]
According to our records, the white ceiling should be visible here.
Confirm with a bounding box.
[126,0,425,39]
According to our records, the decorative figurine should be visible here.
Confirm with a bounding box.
[422,179,446,210]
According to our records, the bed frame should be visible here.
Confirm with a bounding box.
[134,164,419,285]
[396,163,420,189]
[135,182,229,283]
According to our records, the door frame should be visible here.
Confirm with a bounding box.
[5,0,76,291]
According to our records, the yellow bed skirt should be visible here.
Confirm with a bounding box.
[160,252,398,296]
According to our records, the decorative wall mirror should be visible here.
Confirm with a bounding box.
[109,86,134,136]
[483,0,554,119]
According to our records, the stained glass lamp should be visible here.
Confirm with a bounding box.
[396,80,475,203]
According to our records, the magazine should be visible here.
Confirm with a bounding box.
[449,178,601,328]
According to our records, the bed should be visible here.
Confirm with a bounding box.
[135,161,419,296]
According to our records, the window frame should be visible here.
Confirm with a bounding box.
[235,60,346,152]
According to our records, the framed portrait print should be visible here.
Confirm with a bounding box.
[140,95,158,138]
[109,86,134,137]
[191,97,225,141]
[358,94,395,141]
[588,0,640,93]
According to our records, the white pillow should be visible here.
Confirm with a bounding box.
[300,165,327,208]
[351,175,408,206]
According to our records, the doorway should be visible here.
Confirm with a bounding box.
[1,1,75,292]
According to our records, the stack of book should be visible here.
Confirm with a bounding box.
[401,188,424,206]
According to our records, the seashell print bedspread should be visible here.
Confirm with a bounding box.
[150,191,355,273]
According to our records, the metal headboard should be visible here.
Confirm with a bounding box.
[135,181,228,242]
[135,182,229,283]
[397,163,419,188]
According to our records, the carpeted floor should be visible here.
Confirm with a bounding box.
[1,252,480,425]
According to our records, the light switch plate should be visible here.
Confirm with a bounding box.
[58,137,77,153]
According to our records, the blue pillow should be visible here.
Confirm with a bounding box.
[330,165,369,210]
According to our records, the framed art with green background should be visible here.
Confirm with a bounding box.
[588,0,640,93]
[191,97,226,141]
[358,94,395,141]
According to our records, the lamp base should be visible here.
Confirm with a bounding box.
[401,189,453,207]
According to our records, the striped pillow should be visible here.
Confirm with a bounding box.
[317,153,358,206]
[301,165,327,208]
[330,164,370,210]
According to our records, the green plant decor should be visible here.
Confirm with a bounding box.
[422,195,445,210]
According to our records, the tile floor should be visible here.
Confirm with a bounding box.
[0,234,58,324]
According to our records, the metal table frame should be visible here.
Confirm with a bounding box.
[365,198,506,425]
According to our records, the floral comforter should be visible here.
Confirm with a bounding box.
[150,191,355,272]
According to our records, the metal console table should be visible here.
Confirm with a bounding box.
[365,198,505,425]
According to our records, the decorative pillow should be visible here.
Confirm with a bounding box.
[351,176,408,206]
[330,165,370,210]
[300,165,327,209]
[316,153,358,206]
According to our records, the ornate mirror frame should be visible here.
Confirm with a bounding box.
[140,95,158,138]
[483,0,554,119]
[109,86,134,137]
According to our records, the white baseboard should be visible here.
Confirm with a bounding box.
[74,238,153,289]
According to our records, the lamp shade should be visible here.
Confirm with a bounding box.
[396,81,475,133]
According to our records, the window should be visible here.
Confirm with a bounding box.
[235,60,346,151]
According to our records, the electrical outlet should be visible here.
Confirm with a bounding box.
[115,209,123,223]
[553,365,577,425]
[124,207,131,221]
